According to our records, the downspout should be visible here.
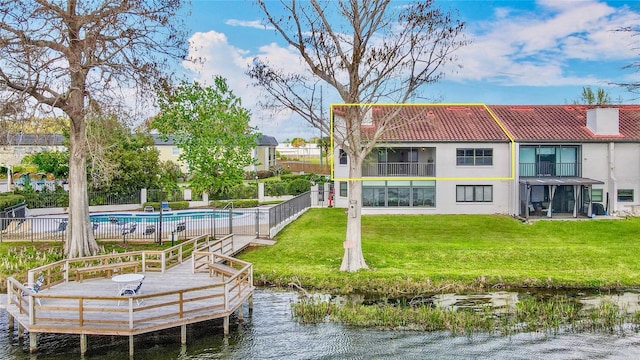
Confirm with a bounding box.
[608,142,616,214]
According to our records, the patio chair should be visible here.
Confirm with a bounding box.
[57,220,68,232]
[118,277,144,305]
[121,223,137,236]
[21,274,44,306]
[175,222,186,233]
[143,224,156,236]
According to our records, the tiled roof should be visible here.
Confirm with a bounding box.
[336,104,640,143]
[0,133,65,146]
[488,105,640,142]
[366,105,510,142]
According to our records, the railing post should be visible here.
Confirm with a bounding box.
[228,208,232,235]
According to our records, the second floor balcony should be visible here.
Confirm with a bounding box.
[363,162,436,177]
[519,162,581,177]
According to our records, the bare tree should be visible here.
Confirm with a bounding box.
[0,0,187,257]
[249,0,468,271]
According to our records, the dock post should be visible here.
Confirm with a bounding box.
[80,334,87,355]
[8,314,14,330]
[181,325,187,344]
[223,316,229,336]
[17,323,24,338]
[237,306,244,322]
[29,332,37,353]
[248,295,254,314]
[129,335,134,357]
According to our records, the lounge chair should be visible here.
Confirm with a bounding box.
[121,223,137,236]
[143,224,156,236]
[175,222,186,233]
[57,220,68,232]
[118,277,144,305]
[22,274,45,306]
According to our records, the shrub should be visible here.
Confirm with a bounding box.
[265,181,286,196]
[256,170,273,179]
[0,194,26,210]
[216,184,257,200]
[287,178,312,195]
[142,201,189,210]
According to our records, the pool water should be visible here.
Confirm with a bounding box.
[90,210,243,223]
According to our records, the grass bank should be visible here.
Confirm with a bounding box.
[239,208,640,295]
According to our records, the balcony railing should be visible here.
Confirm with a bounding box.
[363,162,436,177]
[519,162,581,177]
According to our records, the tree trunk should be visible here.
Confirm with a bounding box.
[340,160,368,271]
[65,64,100,258]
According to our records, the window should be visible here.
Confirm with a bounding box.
[618,189,634,202]
[456,185,493,202]
[591,189,603,202]
[339,182,347,197]
[339,149,348,165]
[172,147,180,156]
[456,148,493,166]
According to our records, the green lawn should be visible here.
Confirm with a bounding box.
[239,208,640,294]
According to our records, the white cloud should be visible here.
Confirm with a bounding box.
[225,19,274,30]
[448,0,640,86]
[183,31,317,141]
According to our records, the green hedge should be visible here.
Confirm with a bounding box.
[142,201,189,211]
[0,194,26,210]
[210,199,259,208]
[287,178,312,195]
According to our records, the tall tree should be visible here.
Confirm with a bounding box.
[0,1,186,257]
[152,77,257,196]
[249,0,467,271]
[575,86,611,105]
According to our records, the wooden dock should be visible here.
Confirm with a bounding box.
[3,233,261,356]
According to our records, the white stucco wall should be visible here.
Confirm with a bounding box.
[333,141,514,215]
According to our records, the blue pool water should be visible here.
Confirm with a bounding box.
[90,210,243,223]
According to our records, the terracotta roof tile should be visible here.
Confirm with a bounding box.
[367,105,510,142]
[488,105,640,141]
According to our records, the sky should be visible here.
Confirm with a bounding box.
[179,0,640,142]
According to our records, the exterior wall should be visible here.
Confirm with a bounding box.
[0,144,66,167]
[155,144,187,172]
[581,142,640,214]
[611,142,640,213]
[333,141,514,215]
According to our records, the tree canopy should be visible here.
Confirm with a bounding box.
[152,77,257,195]
[249,0,468,271]
[0,0,187,257]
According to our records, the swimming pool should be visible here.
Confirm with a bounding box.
[90,210,244,223]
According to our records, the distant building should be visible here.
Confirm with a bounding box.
[0,133,66,166]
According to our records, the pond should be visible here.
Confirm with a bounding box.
[2,289,640,359]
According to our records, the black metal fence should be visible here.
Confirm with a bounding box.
[268,191,311,237]
[0,207,276,243]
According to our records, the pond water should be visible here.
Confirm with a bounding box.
[2,289,640,359]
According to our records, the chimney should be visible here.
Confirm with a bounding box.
[586,108,619,136]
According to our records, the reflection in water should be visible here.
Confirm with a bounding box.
[2,289,640,359]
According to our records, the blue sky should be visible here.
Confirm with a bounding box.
[180,0,640,141]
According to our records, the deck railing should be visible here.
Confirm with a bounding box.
[363,162,436,177]
[6,233,253,334]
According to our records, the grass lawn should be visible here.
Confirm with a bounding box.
[239,208,640,295]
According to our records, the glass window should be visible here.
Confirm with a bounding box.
[591,189,603,202]
[339,182,347,197]
[457,148,492,166]
[456,185,493,202]
[339,149,347,165]
[618,189,634,202]
[172,147,180,156]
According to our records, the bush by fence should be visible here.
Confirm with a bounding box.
[143,201,189,211]
[210,199,259,208]
[0,194,26,210]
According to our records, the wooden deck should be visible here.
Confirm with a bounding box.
[3,233,263,356]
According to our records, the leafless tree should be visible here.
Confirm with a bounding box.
[249,0,468,271]
[0,0,187,257]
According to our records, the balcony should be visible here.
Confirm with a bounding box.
[519,162,581,177]
[363,162,436,177]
